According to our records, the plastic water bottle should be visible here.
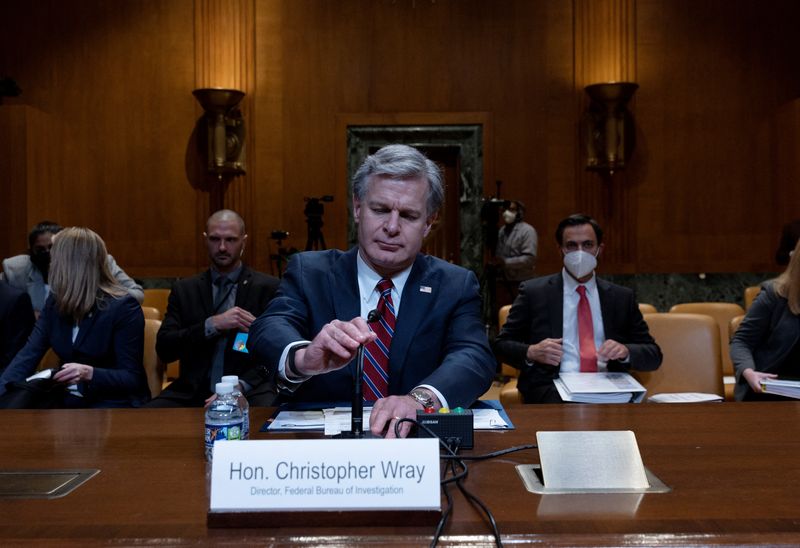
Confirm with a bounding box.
[221,374,250,440]
[204,382,243,462]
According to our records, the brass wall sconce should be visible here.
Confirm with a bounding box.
[582,82,639,175]
[192,88,246,179]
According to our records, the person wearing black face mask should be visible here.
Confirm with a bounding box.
[29,249,51,282]
[1,221,144,316]
[494,213,662,403]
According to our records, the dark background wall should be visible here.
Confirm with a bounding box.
[1,0,799,280]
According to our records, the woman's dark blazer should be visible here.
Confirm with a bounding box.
[0,293,148,407]
[731,282,800,401]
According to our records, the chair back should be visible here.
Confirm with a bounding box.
[635,313,724,397]
[499,379,522,406]
[638,303,657,315]
[668,302,744,377]
[142,289,170,320]
[141,306,161,320]
[143,319,165,398]
[498,304,517,378]
[37,348,60,371]
[729,314,744,340]
[744,285,761,310]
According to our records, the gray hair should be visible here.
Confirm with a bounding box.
[352,144,444,217]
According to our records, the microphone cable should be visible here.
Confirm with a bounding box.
[394,418,537,547]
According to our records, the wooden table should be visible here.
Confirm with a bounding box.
[1,403,799,546]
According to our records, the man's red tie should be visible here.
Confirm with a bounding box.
[363,279,395,400]
[576,285,598,372]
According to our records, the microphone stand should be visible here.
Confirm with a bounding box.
[351,345,365,436]
[335,309,381,439]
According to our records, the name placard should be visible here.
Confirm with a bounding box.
[209,439,441,512]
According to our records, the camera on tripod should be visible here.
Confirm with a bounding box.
[270,230,289,242]
[304,195,334,250]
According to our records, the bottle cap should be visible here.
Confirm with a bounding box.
[215,382,234,395]
[221,375,240,386]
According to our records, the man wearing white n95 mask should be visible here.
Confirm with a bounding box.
[495,213,662,403]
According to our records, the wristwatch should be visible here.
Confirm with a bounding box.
[408,387,435,409]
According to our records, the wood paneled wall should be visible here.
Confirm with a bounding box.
[1,0,799,278]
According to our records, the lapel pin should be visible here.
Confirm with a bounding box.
[420,285,432,293]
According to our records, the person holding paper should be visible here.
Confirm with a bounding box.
[495,213,662,403]
[247,144,495,437]
[149,210,279,407]
[0,227,149,408]
[731,238,800,401]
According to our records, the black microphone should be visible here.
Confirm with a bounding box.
[337,309,381,438]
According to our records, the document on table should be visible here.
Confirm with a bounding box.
[647,392,723,403]
[266,410,326,431]
[554,372,646,403]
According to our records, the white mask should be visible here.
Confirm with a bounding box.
[502,210,517,224]
[563,250,597,279]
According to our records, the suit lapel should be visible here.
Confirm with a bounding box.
[388,255,432,387]
[333,248,361,321]
[334,249,362,381]
[234,267,252,307]
[200,270,214,314]
[73,305,99,351]
[596,277,614,335]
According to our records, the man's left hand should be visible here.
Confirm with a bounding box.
[597,339,629,362]
[369,395,424,438]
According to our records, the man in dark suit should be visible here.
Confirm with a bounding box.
[248,144,495,437]
[0,283,35,372]
[150,210,279,407]
[495,213,662,403]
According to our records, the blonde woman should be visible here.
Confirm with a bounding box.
[731,238,800,401]
[0,227,148,408]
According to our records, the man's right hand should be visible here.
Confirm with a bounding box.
[292,317,377,377]
[526,338,563,366]
[211,306,256,332]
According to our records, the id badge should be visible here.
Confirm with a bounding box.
[232,332,249,353]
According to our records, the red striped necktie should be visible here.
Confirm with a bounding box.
[362,279,395,401]
[577,285,598,372]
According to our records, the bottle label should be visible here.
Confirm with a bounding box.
[242,411,250,440]
[205,421,243,461]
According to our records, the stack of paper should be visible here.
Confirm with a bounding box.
[554,372,646,403]
[760,378,800,400]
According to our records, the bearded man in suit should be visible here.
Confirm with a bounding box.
[150,209,279,407]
